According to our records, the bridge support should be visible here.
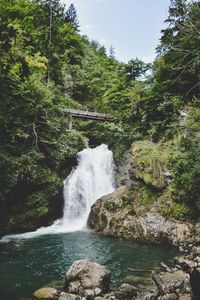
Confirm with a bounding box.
[69,115,73,131]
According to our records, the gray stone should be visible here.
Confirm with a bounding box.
[143,293,156,300]
[85,289,95,300]
[58,292,81,300]
[159,294,178,300]
[94,287,102,296]
[114,283,137,300]
[65,259,110,298]
[179,295,191,300]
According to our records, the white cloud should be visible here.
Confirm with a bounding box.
[83,24,95,30]
[99,38,109,46]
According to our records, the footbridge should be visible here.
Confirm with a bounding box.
[64,108,115,130]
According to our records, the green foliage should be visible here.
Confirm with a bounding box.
[132,141,180,188]
[171,107,200,216]
[135,94,181,141]
[124,58,150,81]
[104,201,119,212]
[1,0,200,234]
[0,0,88,234]
[157,0,200,101]
[138,186,159,206]
[158,197,190,220]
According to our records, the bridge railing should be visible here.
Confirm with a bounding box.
[64,108,114,121]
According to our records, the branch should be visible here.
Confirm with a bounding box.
[186,81,200,96]
[152,271,166,296]
[33,122,41,153]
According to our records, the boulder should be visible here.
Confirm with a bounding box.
[33,287,58,299]
[88,186,194,246]
[179,296,191,300]
[114,283,137,300]
[58,292,81,300]
[64,259,110,299]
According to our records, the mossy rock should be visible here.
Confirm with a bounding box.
[130,141,179,189]
[33,287,58,299]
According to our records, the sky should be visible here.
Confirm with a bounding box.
[61,0,171,63]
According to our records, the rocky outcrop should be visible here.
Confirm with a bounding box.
[115,150,133,187]
[88,186,196,246]
[88,140,200,246]
[64,259,110,299]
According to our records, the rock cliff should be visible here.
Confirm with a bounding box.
[88,141,199,246]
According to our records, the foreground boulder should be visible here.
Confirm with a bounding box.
[64,259,110,299]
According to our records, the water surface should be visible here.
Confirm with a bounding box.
[0,231,177,300]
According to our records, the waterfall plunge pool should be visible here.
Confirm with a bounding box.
[0,231,178,300]
[0,145,178,299]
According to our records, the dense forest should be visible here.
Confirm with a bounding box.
[0,0,199,236]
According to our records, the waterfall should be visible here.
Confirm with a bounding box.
[61,144,115,231]
[1,144,115,241]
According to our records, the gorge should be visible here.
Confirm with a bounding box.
[0,0,200,299]
[0,144,178,299]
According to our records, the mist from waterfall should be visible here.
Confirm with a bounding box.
[1,144,115,242]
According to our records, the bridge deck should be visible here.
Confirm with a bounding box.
[65,108,114,121]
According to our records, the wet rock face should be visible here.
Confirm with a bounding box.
[64,259,110,299]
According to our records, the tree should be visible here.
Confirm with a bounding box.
[156,0,200,100]
[65,3,79,30]
[125,58,150,81]
[109,45,115,59]
[158,0,187,54]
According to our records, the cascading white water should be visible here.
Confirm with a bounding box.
[61,143,115,231]
[1,144,115,241]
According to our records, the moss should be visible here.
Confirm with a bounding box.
[138,185,159,206]
[104,201,119,212]
[121,198,133,209]
[157,194,190,220]
[131,141,180,189]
